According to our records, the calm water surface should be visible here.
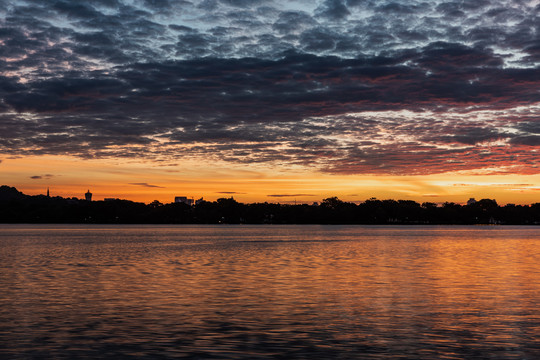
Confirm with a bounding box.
[1,225,539,359]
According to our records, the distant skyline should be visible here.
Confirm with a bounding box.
[1,1,539,204]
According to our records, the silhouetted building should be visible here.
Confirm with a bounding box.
[195,197,204,205]
[46,187,50,198]
[467,198,477,205]
[175,196,193,205]
[85,190,92,201]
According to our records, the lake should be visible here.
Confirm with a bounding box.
[1,225,539,359]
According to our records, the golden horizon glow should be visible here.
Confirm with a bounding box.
[2,154,539,205]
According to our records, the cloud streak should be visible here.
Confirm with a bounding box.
[129,183,165,188]
[30,174,54,180]
[268,194,317,197]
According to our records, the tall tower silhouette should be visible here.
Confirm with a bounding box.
[47,187,50,197]
[85,189,92,201]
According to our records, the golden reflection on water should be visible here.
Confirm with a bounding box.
[1,225,539,359]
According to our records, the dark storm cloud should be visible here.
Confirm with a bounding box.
[272,11,317,34]
[509,135,540,146]
[300,28,339,52]
[218,0,267,8]
[517,121,540,134]
[141,0,173,10]
[422,126,507,146]
[169,24,195,32]
[315,0,350,20]
[1,0,540,175]
[52,1,104,20]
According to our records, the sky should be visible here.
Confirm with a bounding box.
[1,0,540,204]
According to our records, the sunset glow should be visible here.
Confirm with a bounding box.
[3,155,539,205]
[1,1,539,204]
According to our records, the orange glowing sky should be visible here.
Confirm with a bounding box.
[1,1,540,204]
[3,155,539,205]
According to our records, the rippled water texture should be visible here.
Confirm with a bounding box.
[1,225,539,359]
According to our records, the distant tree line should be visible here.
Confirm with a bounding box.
[1,186,539,225]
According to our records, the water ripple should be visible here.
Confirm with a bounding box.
[0,225,539,359]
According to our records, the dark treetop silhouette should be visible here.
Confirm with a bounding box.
[1,186,539,225]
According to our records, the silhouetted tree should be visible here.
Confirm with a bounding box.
[0,186,539,225]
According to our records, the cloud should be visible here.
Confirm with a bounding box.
[1,0,540,176]
[268,194,317,197]
[129,183,165,188]
[273,11,317,34]
[142,0,173,10]
[30,174,54,180]
[509,135,540,146]
[216,191,246,194]
[454,183,534,188]
[315,0,350,20]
